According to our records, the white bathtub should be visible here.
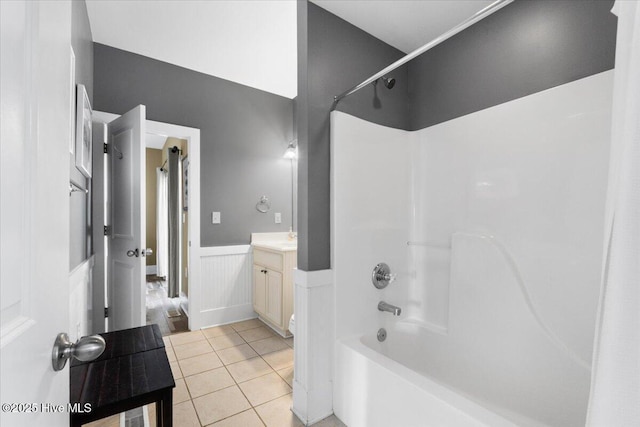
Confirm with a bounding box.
[334,332,518,427]
[334,317,590,427]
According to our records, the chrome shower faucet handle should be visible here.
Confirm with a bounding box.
[372,262,396,289]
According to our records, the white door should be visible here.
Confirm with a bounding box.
[0,1,73,426]
[108,106,146,331]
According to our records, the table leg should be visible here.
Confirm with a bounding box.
[156,399,163,427]
[161,389,173,427]
[70,414,82,427]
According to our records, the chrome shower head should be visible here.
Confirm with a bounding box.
[382,77,395,89]
[373,76,396,90]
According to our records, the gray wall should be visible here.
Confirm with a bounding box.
[93,44,294,247]
[296,0,409,271]
[296,0,617,271]
[407,0,617,130]
[69,0,93,269]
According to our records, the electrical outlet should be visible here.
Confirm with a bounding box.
[212,212,221,224]
[275,212,282,224]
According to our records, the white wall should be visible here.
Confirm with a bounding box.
[409,70,613,365]
[331,112,411,341]
[69,256,94,341]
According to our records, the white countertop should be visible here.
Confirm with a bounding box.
[251,232,297,252]
[252,241,297,252]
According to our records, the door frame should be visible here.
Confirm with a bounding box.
[93,111,202,332]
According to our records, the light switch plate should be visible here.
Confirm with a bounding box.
[212,212,221,224]
[275,212,282,224]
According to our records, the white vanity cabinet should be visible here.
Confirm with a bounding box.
[252,245,296,337]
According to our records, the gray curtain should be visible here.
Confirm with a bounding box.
[167,147,182,298]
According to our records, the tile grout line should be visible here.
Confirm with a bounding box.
[182,326,260,425]
[161,319,295,427]
[238,339,292,423]
[214,328,269,426]
[209,322,291,426]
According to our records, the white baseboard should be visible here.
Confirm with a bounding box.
[198,303,256,329]
[146,265,157,275]
[293,380,334,426]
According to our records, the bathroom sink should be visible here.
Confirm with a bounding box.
[251,232,298,252]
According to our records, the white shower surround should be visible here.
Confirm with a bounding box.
[331,70,613,427]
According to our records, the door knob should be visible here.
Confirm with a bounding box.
[52,333,106,371]
[126,248,139,257]
[141,248,153,257]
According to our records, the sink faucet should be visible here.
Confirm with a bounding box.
[378,301,401,316]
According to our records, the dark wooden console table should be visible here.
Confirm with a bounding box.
[69,325,175,427]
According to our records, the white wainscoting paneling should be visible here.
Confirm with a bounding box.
[292,268,334,425]
[198,245,256,328]
[69,256,94,341]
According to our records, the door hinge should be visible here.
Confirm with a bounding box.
[103,143,109,154]
[104,307,109,318]
[103,225,112,236]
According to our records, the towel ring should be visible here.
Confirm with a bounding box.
[256,196,271,213]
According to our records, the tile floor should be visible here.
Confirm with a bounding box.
[86,319,346,427]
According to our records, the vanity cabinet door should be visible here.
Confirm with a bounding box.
[253,265,266,315]
[265,270,283,327]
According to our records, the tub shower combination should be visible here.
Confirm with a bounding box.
[331,67,613,427]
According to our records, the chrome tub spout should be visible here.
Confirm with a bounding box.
[378,301,402,316]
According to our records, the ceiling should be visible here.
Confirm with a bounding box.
[86,1,494,99]
[146,133,167,150]
[311,0,494,54]
[86,0,297,99]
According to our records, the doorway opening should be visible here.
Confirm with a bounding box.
[145,136,189,335]
[92,110,201,336]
